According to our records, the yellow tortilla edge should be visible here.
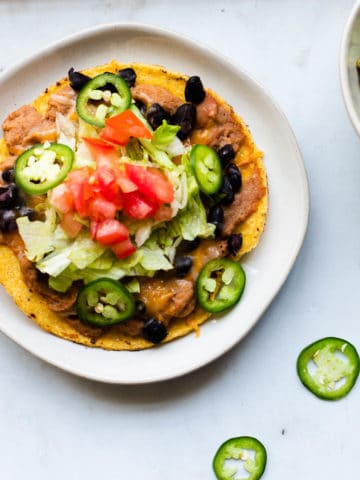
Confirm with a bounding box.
[0,60,267,350]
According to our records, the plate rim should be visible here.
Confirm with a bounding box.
[0,22,310,384]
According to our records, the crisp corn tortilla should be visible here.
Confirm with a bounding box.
[0,61,267,350]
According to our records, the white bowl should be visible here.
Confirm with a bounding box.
[340,0,360,135]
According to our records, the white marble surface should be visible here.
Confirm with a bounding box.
[0,0,358,478]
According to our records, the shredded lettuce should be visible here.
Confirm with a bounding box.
[140,138,175,170]
[67,233,105,269]
[48,268,75,293]
[165,136,186,157]
[151,121,186,158]
[37,248,73,277]
[56,113,76,150]
[174,192,216,240]
[73,141,96,169]
[37,232,105,278]
[124,278,140,293]
[139,247,173,271]
[77,118,98,139]
[134,220,153,247]
[16,208,57,261]
[152,121,180,147]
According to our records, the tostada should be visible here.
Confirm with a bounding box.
[0,60,267,350]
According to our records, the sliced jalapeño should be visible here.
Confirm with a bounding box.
[196,258,246,313]
[297,337,360,400]
[15,142,73,195]
[76,278,135,327]
[213,436,267,480]
[190,144,223,195]
[76,72,132,128]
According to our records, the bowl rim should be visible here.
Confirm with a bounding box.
[340,0,360,135]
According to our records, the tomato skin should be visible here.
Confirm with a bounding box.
[67,167,94,217]
[49,183,74,213]
[123,191,158,219]
[116,167,138,193]
[90,221,99,240]
[111,238,136,259]
[124,164,174,203]
[95,219,129,245]
[88,196,117,221]
[68,181,90,217]
[96,166,122,203]
[60,212,83,238]
[82,137,116,154]
[101,110,152,145]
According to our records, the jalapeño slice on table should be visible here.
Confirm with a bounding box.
[190,144,223,195]
[15,143,73,195]
[76,72,132,127]
[76,278,135,327]
[213,436,267,480]
[296,337,360,400]
[196,258,246,313]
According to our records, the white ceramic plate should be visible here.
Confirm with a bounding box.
[340,0,360,135]
[0,24,309,384]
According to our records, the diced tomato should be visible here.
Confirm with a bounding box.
[124,164,174,204]
[96,166,121,202]
[82,137,117,155]
[101,110,153,146]
[154,205,173,222]
[68,182,90,217]
[49,183,74,213]
[111,238,136,259]
[83,136,120,175]
[60,212,83,238]
[95,219,129,245]
[88,195,117,221]
[90,220,99,240]
[116,167,138,193]
[67,166,94,184]
[67,167,94,217]
[122,191,158,219]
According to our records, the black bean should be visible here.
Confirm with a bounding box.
[147,103,170,130]
[100,73,119,93]
[208,204,224,224]
[1,168,15,184]
[17,206,35,221]
[175,256,193,278]
[171,103,196,140]
[68,67,91,91]
[135,300,147,318]
[142,317,168,344]
[135,99,147,116]
[227,233,243,256]
[225,163,242,192]
[217,144,235,167]
[181,237,201,252]
[212,221,223,238]
[185,76,206,104]
[220,176,235,206]
[0,184,18,209]
[118,67,136,88]
[0,210,17,233]
[102,83,118,93]
[208,204,224,237]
